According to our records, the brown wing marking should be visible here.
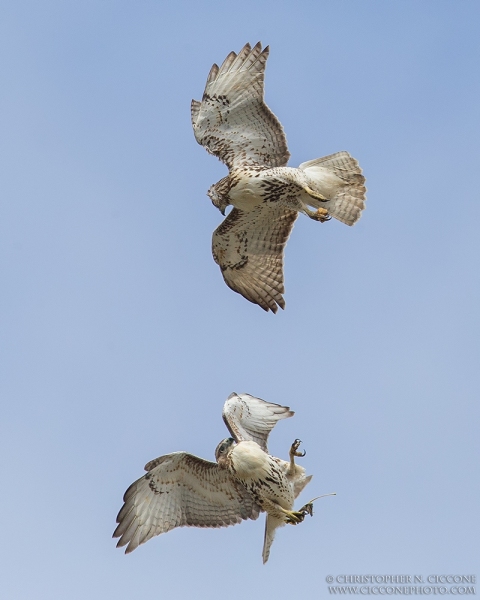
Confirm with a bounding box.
[212,206,297,313]
[191,42,290,169]
[113,452,260,554]
[222,393,294,452]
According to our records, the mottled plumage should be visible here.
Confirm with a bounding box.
[192,42,366,312]
[113,393,318,562]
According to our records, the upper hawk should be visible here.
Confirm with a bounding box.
[191,42,366,312]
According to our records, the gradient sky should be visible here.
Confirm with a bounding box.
[1,1,479,599]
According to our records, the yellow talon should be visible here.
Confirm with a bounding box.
[285,511,306,525]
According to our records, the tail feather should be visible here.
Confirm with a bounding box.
[262,515,285,564]
[299,151,366,226]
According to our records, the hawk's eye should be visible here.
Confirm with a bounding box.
[219,443,228,454]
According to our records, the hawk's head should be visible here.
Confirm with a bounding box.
[207,178,231,215]
[215,437,236,468]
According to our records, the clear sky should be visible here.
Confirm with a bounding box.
[1,1,479,598]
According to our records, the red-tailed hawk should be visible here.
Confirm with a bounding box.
[191,42,366,312]
[113,393,334,563]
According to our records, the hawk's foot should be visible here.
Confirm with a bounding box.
[304,185,327,202]
[304,207,331,222]
[284,510,307,525]
[290,439,306,459]
[288,439,306,476]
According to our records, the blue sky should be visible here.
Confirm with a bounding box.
[1,1,479,598]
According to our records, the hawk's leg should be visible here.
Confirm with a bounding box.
[304,206,331,222]
[288,439,306,476]
[303,185,328,202]
[260,498,309,526]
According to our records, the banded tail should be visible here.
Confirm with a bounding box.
[299,151,366,226]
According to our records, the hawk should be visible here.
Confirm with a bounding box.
[113,393,334,563]
[191,42,366,312]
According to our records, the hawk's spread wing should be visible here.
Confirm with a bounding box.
[223,393,294,453]
[212,206,297,313]
[113,452,260,554]
[191,42,290,169]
